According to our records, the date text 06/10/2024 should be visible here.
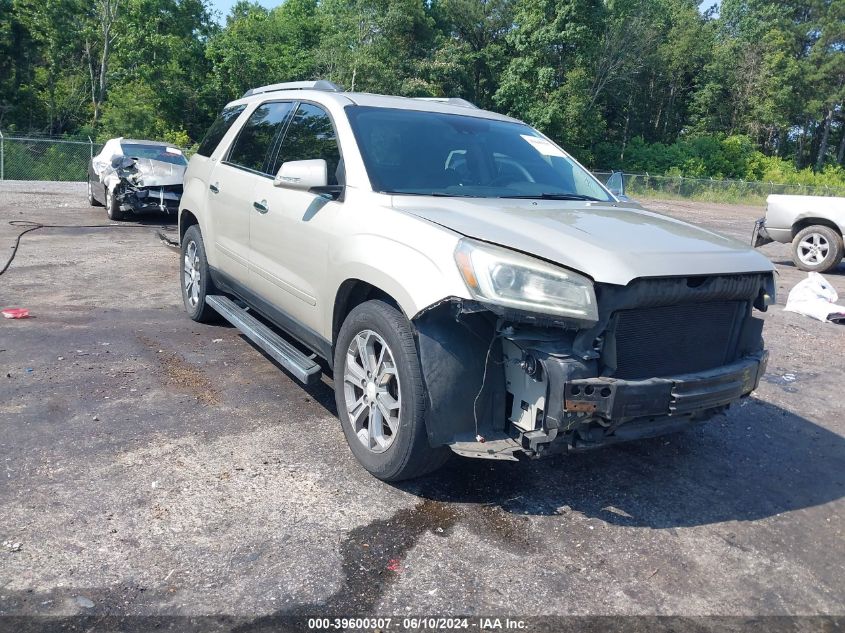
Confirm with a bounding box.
[306,617,528,630]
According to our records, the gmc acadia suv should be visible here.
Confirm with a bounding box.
[178,80,776,481]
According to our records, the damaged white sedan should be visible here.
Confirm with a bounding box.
[88,138,187,220]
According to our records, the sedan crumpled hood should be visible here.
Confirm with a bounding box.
[391,197,774,286]
[130,158,186,187]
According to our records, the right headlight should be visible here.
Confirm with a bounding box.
[454,238,598,322]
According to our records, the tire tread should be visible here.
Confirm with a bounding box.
[792,225,844,273]
[181,225,218,323]
[334,300,450,481]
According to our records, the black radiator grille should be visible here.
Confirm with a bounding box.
[609,301,745,380]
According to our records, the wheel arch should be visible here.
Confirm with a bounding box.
[179,209,200,244]
[332,279,404,352]
[792,217,844,239]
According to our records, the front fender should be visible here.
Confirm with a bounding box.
[178,177,211,244]
[324,232,470,337]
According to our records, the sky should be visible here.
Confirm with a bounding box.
[207,0,282,24]
[206,0,720,25]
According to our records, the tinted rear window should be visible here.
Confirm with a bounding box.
[196,105,247,157]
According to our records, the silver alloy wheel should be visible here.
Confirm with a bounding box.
[343,329,401,453]
[183,240,201,307]
[797,232,830,266]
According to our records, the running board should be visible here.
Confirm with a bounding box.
[205,295,322,385]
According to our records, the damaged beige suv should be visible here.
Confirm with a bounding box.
[179,80,776,481]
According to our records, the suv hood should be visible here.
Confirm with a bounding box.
[391,197,773,285]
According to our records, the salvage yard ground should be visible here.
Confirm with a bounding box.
[0,182,843,625]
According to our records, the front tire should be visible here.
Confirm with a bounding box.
[334,300,450,481]
[792,225,844,273]
[180,225,217,323]
[106,187,125,221]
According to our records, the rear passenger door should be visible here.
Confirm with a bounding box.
[249,102,343,333]
[205,100,295,285]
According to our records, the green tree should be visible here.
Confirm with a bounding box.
[315,0,436,94]
[206,0,319,105]
[426,0,513,108]
[495,0,606,156]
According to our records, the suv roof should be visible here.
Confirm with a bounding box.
[227,81,518,123]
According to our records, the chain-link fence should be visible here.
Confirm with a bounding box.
[3,135,845,199]
[0,133,103,182]
[593,171,845,202]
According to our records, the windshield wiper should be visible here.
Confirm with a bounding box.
[383,190,477,198]
[499,193,601,201]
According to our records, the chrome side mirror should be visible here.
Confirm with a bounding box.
[274,159,328,190]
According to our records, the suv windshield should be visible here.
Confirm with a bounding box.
[346,106,611,201]
[121,143,188,166]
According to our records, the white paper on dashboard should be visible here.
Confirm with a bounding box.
[520,135,567,158]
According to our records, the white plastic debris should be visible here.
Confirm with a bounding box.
[784,272,845,323]
[91,137,125,191]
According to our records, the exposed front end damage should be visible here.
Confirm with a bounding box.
[108,159,183,215]
[414,273,774,460]
[91,140,186,215]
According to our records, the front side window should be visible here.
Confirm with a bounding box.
[271,103,342,185]
[345,106,611,201]
[196,105,246,157]
[227,101,295,174]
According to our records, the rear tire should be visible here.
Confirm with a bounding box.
[334,300,450,481]
[106,187,125,221]
[180,225,218,323]
[792,225,844,273]
[87,178,102,207]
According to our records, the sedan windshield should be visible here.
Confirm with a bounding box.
[345,106,612,201]
[121,143,188,166]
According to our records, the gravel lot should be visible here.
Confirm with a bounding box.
[0,182,843,629]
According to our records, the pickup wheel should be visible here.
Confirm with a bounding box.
[792,225,844,273]
[105,187,125,221]
[180,225,218,323]
[334,300,450,481]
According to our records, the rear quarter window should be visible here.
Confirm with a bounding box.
[196,105,247,157]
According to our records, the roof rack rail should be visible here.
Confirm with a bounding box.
[412,97,478,109]
[242,80,344,98]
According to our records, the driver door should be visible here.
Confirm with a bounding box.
[206,100,296,285]
[249,102,344,333]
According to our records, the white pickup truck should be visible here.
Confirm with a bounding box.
[753,194,845,272]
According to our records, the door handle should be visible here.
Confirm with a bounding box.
[209,183,219,194]
[253,200,269,214]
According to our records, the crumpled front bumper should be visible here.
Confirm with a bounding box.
[449,352,768,460]
[752,217,774,248]
[560,354,767,422]
[120,188,182,214]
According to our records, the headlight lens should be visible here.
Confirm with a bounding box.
[454,238,598,322]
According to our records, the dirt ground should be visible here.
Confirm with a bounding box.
[0,182,843,630]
